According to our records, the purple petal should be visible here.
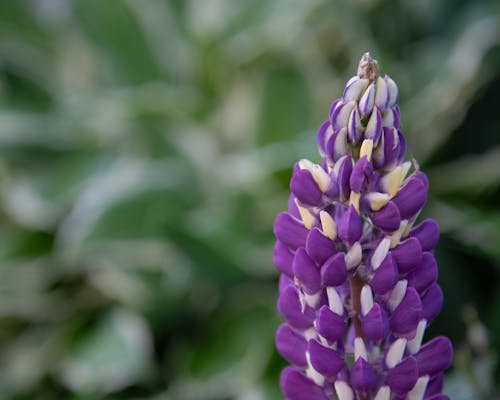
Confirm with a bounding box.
[273,240,294,277]
[407,252,438,293]
[288,194,301,218]
[371,201,401,232]
[326,128,348,162]
[391,237,422,273]
[382,127,399,170]
[359,83,375,115]
[350,358,378,392]
[362,303,389,342]
[385,356,418,396]
[316,305,346,342]
[321,252,347,287]
[397,130,406,163]
[277,285,315,329]
[274,212,309,250]
[276,324,308,367]
[293,247,321,294]
[392,176,427,219]
[337,156,353,201]
[421,283,443,322]
[331,101,356,130]
[370,254,398,294]
[291,169,323,207]
[372,134,385,169]
[393,106,401,129]
[343,77,369,102]
[425,373,444,397]
[279,274,293,292]
[308,339,345,379]
[426,396,450,400]
[390,287,422,335]
[347,106,363,142]
[280,367,328,400]
[337,205,362,245]
[350,156,372,193]
[317,120,332,157]
[329,99,341,121]
[306,227,337,265]
[415,336,453,376]
[415,171,429,190]
[409,219,440,251]
[364,106,382,143]
[324,173,339,199]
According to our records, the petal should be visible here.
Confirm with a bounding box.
[273,240,294,277]
[293,247,321,294]
[390,287,422,335]
[371,201,401,232]
[306,227,338,265]
[280,367,328,400]
[381,127,399,170]
[362,303,389,342]
[347,106,363,143]
[391,237,422,274]
[350,358,378,392]
[392,176,427,219]
[317,120,332,157]
[291,169,323,207]
[421,283,443,322]
[359,82,375,115]
[375,76,389,110]
[277,285,315,329]
[415,336,453,376]
[276,324,308,367]
[321,252,348,287]
[331,101,356,130]
[385,356,418,396]
[316,305,346,342]
[343,77,369,102]
[279,274,293,292]
[385,75,399,107]
[409,219,440,251]
[370,254,398,295]
[337,156,353,201]
[407,252,438,293]
[350,156,372,193]
[365,106,383,144]
[288,194,301,218]
[274,212,309,250]
[425,373,444,397]
[308,339,345,379]
[337,205,362,245]
[326,128,348,162]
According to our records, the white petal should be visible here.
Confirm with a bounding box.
[326,287,344,315]
[386,338,407,368]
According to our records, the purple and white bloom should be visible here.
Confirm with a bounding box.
[273,53,452,400]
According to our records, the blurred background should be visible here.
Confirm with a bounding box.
[0,0,499,399]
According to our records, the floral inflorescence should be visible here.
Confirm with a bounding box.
[273,53,452,400]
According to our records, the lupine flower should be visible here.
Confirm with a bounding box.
[273,53,453,400]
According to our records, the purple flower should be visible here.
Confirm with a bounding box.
[273,53,453,399]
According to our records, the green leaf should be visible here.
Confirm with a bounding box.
[58,310,152,395]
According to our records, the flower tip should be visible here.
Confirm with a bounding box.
[357,52,378,80]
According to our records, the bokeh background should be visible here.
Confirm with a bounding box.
[0,0,499,399]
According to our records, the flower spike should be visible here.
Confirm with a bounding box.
[274,53,452,399]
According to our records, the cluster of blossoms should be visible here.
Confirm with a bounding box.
[273,53,453,400]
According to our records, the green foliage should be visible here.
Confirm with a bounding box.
[0,0,499,398]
